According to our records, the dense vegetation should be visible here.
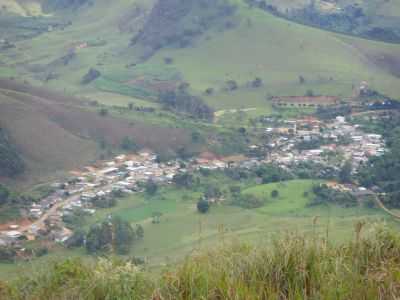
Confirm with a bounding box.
[86,217,143,255]
[0,127,24,177]
[357,113,400,208]
[246,0,400,43]
[159,89,214,120]
[310,184,357,207]
[131,0,238,58]
[2,226,400,299]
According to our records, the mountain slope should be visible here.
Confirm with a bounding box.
[0,79,193,186]
[145,1,400,105]
[1,0,399,110]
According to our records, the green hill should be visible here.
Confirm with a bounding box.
[1,0,400,112]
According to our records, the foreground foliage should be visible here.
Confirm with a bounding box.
[1,224,400,299]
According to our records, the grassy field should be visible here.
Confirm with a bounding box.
[89,179,397,264]
[1,177,398,279]
[147,0,400,103]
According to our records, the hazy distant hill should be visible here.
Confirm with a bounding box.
[248,0,400,43]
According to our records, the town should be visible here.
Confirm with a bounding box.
[0,114,388,252]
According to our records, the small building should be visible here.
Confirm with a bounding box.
[5,231,23,240]
[271,96,339,107]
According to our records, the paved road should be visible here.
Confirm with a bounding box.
[19,182,117,233]
[19,194,81,233]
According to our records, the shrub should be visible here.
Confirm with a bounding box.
[197,199,210,214]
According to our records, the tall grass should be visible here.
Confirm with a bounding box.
[2,224,400,300]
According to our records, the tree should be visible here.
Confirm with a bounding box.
[205,88,214,95]
[86,221,112,253]
[86,218,136,254]
[65,229,85,248]
[226,80,238,91]
[229,186,241,198]
[191,131,202,143]
[197,199,210,214]
[204,185,222,200]
[113,217,136,254]
[152,212,162,224]
[178,82,190,93]
[299,75,305,84]
[0,246,16,262]
[271,190,279,198]
[136,224,144,239]
[128,102,135,110]
[164,57,173,64]
[339,160,353,183]
[145,180,158,196]
[0,184,10,206]
[121,137,138,151]
[251,77,263,88]
[99,108,108,117]
[173,173,195,188]
[305,89,314,97]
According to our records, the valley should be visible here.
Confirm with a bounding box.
[0,0,400,293]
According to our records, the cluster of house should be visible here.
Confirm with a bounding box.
[3,116,385,249]
[1,150,257,248]
[263,116,386,172]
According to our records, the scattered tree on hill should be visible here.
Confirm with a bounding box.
[299,75,306,84]
[197,199,210,214]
